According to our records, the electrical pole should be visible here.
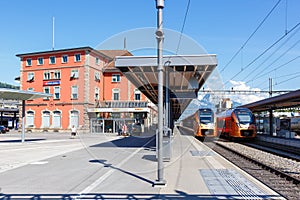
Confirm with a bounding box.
[269,78,273,97]
[154,0,166,186]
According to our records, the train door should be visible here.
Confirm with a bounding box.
[217,118,225,136]
[227,118,232,137]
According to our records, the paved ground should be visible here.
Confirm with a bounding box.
[0,129,284,199]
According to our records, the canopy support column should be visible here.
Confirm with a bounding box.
[21,100,26,143]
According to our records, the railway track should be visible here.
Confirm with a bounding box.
[204,140,300,200]
[244,140,300,162]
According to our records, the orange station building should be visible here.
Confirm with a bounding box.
[16,47,157,133]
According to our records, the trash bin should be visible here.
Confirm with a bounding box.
[163,135,171,161]
[156,128,172,161]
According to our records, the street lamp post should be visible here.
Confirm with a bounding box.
[154,0,166,186]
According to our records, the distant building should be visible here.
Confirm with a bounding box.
[217,98,233,113]
[16,47,157,133]
[0,99,19,129]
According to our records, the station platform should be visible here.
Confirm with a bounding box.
[256,133,300,148]
[0,129,284,199]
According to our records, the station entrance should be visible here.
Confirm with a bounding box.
[89,109,149,134]
[90,118,142,135]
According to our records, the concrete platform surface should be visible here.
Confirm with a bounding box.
[0,129,284,199]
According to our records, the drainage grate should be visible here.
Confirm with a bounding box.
[190,150,215,157]
[200,169,270,199]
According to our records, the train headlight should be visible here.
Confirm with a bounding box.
[238,123,250,129]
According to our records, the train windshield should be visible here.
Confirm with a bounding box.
[234,110,254,124]
[199,110,214,124]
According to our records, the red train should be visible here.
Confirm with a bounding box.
[216,108,256,140]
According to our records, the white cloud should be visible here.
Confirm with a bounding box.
[229,80,268,105]
[198,80,269,107]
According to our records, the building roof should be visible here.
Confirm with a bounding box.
[16,46,110,60]
[97,50,132,60]
[16,46,91,57]
[100,50,133,72]
[16,48,132,65]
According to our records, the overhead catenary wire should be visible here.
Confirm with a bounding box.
[249,55,300,86]
[224,22,300,86]
[220,0,283,74]
[175,0,191,55]
[257,71,300,90]
[244,33,300,83]
[285,0,288,34]
[261,72,300,90]
[275,71,300,79]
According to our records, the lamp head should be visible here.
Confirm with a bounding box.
[156,0,164,9]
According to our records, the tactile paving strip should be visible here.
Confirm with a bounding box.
[190,150,215,157]
[200,169,270,199]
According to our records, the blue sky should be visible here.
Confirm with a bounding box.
[0,0,299,93]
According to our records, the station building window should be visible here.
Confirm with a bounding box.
[71,69,79,79]
[53,110,62,128]
[112,88,120,100]
[71,85,78,99]
[38,57,44,65]
[62,55,68,63]
[44,71,51,80]
[112,74,120,82]
[49,56,56,64]
[44,87,50,100]
[74,54,81,62]
[70,110,79,128]
[95,71,100,81]
[54,86,60,99]
[96,57,100,65]
[95,87,99,100]
[42,110,51,128]
[54,70,61,79]
[27,72,34,82]
[26,58,32,66]
[26,110,34,128]
[134,89,141,100]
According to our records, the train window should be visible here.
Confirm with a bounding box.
[236,112,253,123]
[199,109,214,124]
[199,114,213,123]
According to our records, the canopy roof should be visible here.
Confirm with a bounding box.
[115,55,218,118]
[0,88,52,101]
[242,89,300,112]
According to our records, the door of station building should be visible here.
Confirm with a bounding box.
[90,118,104,134]
[91,118,136,134]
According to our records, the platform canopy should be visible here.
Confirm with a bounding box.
[242,89,300,112]
[0,88,52,143]
[115,55,217,118]
[0,88,52,100]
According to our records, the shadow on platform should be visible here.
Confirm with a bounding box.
[89,159,154,185]
[90,135,156,148]
[0,138,46,143]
